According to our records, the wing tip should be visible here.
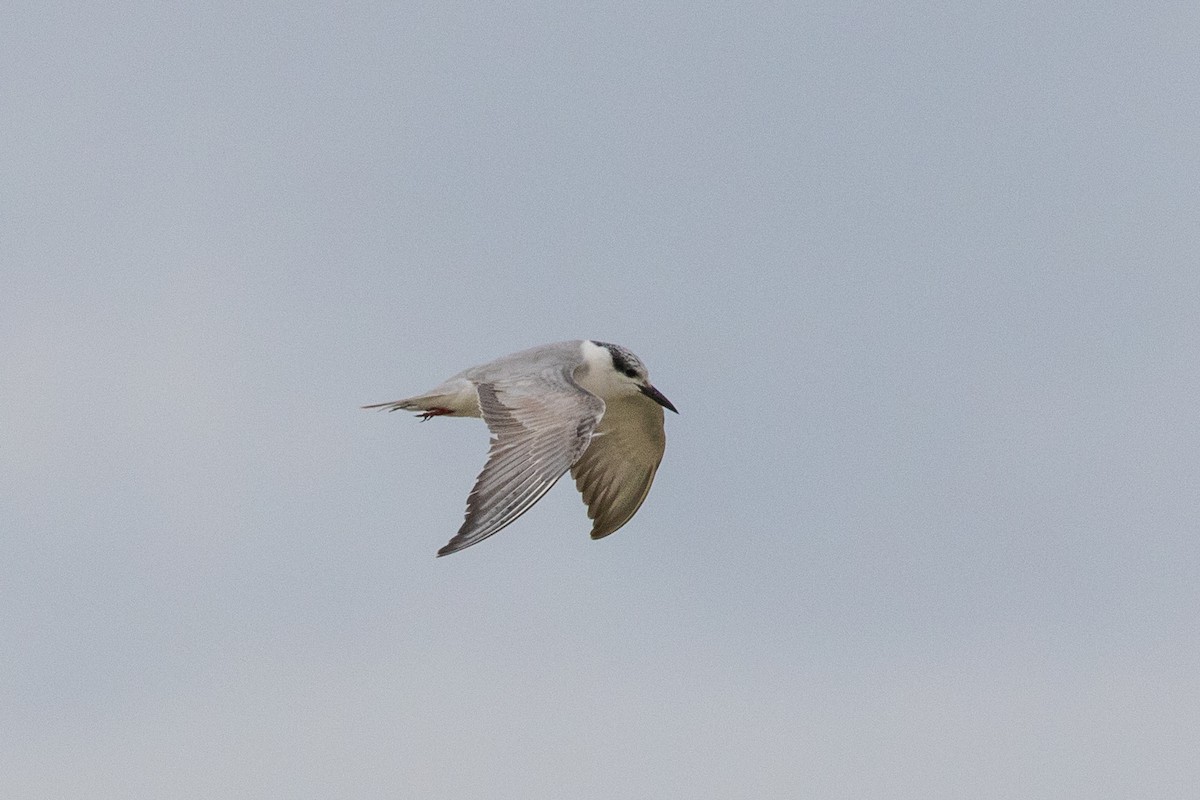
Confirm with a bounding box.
[589,520,625,540]
[436,529,480,557]
[437,532,479,556]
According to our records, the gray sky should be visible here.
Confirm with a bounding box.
[3,2,1198,798]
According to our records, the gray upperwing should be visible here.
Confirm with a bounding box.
[437,370,604,556]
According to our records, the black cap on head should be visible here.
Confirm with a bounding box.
[593,341,643,379]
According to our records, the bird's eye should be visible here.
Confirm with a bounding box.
[624,368,638,378]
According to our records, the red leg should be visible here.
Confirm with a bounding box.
[417,407,454,422]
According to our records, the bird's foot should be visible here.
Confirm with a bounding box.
[417,407,453,422]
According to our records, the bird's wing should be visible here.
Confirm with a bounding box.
[438,372,604,556]
[569,394,666,539]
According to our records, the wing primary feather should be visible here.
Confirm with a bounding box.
[437,378,603,555]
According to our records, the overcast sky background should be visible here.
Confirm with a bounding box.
[3,3,1198,798]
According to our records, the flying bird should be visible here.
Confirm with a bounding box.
[365,340,677,556]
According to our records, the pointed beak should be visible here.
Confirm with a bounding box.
[639,383,678,414]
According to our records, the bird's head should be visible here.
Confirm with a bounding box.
[582,340,678,413]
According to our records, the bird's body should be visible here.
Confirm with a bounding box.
[365,340,676,556]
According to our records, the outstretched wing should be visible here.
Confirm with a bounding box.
[438,373,604,556]
[570,394,666,539]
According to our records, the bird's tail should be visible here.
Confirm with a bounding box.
[362,389,474,419]
[362,396,418,412]
[361,394,448,413]
[363,378,478,417]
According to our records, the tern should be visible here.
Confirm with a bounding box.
[365,340,677,556]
